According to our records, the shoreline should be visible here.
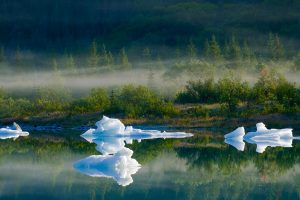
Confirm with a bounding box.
[1,112,299,132]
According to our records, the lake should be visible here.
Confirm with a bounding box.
[0,120,300,200]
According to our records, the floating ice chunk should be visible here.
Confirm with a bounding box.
[0,122,29,140]
[75,116,193,185]
[244,122,293,153]
[224,127,245,151]
[95,116,126,134]
[224,127,245,139]
[244,122,293,140]
[80,116,193,155]
[81,116,193,146]
[73,147,141,186]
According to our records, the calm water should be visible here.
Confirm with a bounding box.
[1,122,300,200]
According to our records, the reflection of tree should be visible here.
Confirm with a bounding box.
[175,143,300,178]
[128,138,178,164]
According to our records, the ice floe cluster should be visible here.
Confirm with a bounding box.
[224,122,297,153]
[0,122,29,140]
[74,116,193,186]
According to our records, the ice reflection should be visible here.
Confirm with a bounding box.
[74,148,141,186]
[0,122,29,140]
[224,122,298,153]
[74,116,193,186]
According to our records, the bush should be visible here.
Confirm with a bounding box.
[0,98,33,118]
[69,88,110,114]
[176,78,218,104]
[217,75,250,114]
[252,68,300,113]
[110,85,178,118]
[85,88,110,112]
[34,87,72,113]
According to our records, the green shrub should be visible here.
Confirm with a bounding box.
[34,87,72,113]
[85,88,110,112]
[176,78,218,104]
[217,75,250,114]
[0,98,33,118]
[69,88,110,114]
[252,68,300,113]
[110,85,178,118]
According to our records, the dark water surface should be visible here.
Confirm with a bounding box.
[1,121,300,200]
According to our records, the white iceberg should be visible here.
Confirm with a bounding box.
[224,122,297,153]
[82,116,193,138]
[224,127,245,151]
[224,127,245,139]
[0,122,29,140]
[244,122,293,140]
[81,116,193,155]
[73,147,141,186]
[74,116,193,185]
[244,122,294,153]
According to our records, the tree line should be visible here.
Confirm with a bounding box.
[1,33,300,73]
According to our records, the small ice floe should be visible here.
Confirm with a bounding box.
[81,116,193,155]
[224,127,245,139]
[0,122,29,140]
[224,127,245,151]
[224,122,297,153]
[74,148,141,187]
[244,122,294,153]
[82,116,193,138]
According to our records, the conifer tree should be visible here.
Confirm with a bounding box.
[205,35,222,60]
[293,52,300,71]
[175,48,181,62]
[224,35,241,60]
[187,39,197,59]
[66,54,76,72]
[101,44,109,65]
[15,46,21,66]
[120,48,131,70]
[268,33,285,60]
[107,51,115,66]
[52,58,64,86]
[143,47,151,61]
[242,40,252,61]
[0,46,5,63]
[88,40,100,68]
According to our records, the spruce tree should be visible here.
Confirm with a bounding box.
[208,35,222,60]
[0,46,5,63]
[66,54,76,72]
[242,40,252,61]
[107,51,115,66]
[268,33,284,60]
[143,47,151,61]
[120,48,131,70]
[293,52,300,71]
[187,39,197,59]
[88,40,100,68]
[225,35,241,61]
[15,46,21,66]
